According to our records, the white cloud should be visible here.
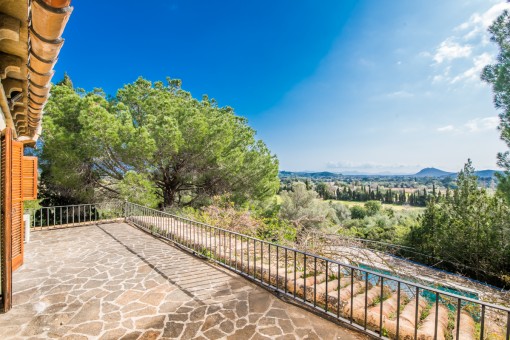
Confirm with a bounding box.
[371,90,415,101]
[326,161,421,173]
[465,116,499,132]
[386,90,414,98]
[437,125,455,132]
[437,116,499,133]
[429,2,508,85]
[456,2,510,41]
[433,38,472,64]
[451,52,493,83]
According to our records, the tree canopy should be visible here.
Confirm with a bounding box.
[482,9,510,202]
[39,77,279,208]
[407,160,510,286]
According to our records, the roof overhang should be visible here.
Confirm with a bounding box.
[0,0,72,144]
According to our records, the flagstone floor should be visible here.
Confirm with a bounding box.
[0,223,366,340]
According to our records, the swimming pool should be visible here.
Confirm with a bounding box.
[357,263,479,302]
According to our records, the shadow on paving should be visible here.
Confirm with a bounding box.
[0,223,366,340]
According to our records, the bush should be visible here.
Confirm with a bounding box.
[330,202,351,222]
[364,200,382,216]
[350,205,367,219]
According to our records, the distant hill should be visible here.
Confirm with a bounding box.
[279,168,502,179]
[413,168,502,178]
[279,171,340,178]
[474,170,503,178]
[414,168,454,177]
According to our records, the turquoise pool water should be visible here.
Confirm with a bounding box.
[357,263,479,301]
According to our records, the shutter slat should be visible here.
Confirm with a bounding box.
[22,157,37,200]
[11,141,24,271]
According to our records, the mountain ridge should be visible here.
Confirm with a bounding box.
[279,167,502,178]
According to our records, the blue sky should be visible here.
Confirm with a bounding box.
[55,0,509,173]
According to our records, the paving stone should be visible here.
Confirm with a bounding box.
[221,309,237,321]
[249,291,272,313]
[0,223,364,340]
[227,324,257,339]
[122,319,134,329]
[103,311,121,323]
[181,321,202,339]
[220,319,235,333]
[252,333,273,340]
[139,292,165,306]
[266,308,289,319]
[163,321,184,338]
[276,335,298,340]
[72,321,103,336]
[207,304,222,315]
[259,317,277,326]
[61,334,88,340]
[236,300,249,317]
[278,319,294,334]
[260,326,284,336]
[159,301,183,313]
[168,313,189,322]
[201,313,224,331]
[98,328,127,340]
[139,330,161,339]
[134,315,165,329]
[236,318,248,328]
[120,331,142,340]
[103,321,120,330]
[124,306,158,318]
[120,301,146,313]
[190,305,207,321]
[68,299,101,324]
[115,290,144,305]
[203,328,227,340]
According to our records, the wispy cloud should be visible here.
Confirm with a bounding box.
[372,90,414,100]
[386,90,414,99]
[456,2,510,42]
[433,38,472,64]
[451,52,493,83]
[437,125,455,132]
[428,2,509,85]
[437,116,499,133]
[326,161,422,173]
[465,116,499,132]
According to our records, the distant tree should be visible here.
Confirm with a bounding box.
[350,205,367,219]
[279,182,335,238]
[364,200,382,216]
[407,160,510,286]
[315,182,328,199]
[482,10,510,202]
[329,202,351,222]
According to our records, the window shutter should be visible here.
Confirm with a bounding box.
[11,141,23,271]
[22,156,37,200]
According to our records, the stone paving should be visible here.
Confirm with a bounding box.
[0,223,366,339]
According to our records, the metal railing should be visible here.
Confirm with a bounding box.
[27,201,510,339]
[26,201,124,230]
[123,202,510,340]
[309,232,508,291]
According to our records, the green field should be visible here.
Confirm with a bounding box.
[329,199,425,212]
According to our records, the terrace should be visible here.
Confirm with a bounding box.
[1,202,509,339]
[1,1,509,339]
[0,219,363,339]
